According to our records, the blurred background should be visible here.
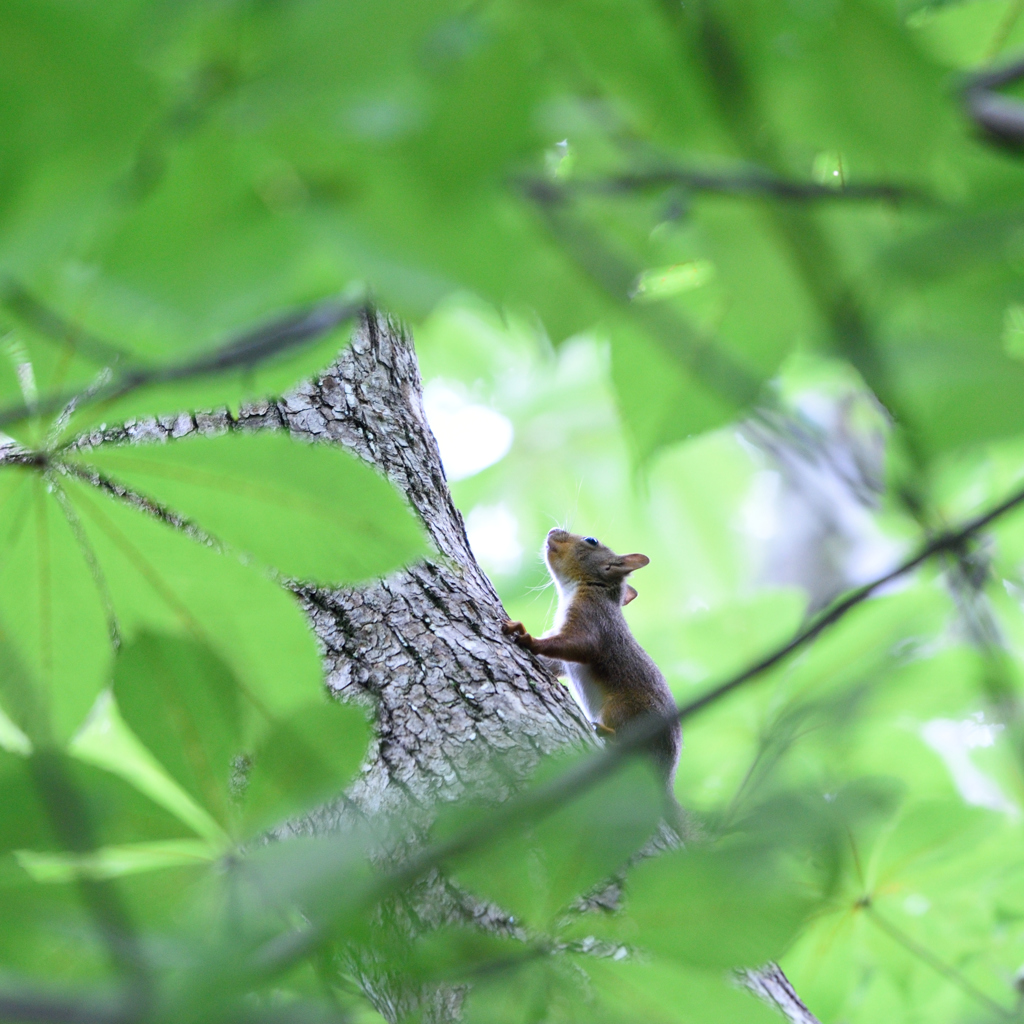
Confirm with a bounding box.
[11,0,1024,1019]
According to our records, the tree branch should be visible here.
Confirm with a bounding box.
[521,166,921,205]
[0,293,365,432]
[964,56,1024,146]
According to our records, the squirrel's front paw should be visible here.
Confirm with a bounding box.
[502,619,526,637]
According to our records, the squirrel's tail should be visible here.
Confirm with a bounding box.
[663,792,691,847]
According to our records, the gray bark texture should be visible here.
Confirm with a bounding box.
[77,311,818,1024]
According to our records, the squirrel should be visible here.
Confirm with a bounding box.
[502,528,683,834]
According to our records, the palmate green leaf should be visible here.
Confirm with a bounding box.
[688,199,821,365]
[112,633,242,829]
[714,0,955,180]
[392,927,539,986]
[611,841,818,970]
[60,477,322,737]
[867,799,998,895]
[242,700,371,835]
[873,218,1024,455]
[527,0,714,152]
[0,468,110,745]
[459,950,778,1024]
[781,799,1016,1024]
[438,753,663,929]
[74,432,428,584]
[0,751,54,855]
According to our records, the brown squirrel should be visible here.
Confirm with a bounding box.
[503,528,683,827]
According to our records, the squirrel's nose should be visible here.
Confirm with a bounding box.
[547,528,570,542]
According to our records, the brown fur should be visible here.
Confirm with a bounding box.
[503,528,682,802]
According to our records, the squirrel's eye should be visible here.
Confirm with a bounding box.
[584,537,599,547]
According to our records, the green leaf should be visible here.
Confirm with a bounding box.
[73,432,428,583]
[610,323,740,461]
[868,799,998,893]
[0,863,102,976]
[219,832,376,947]
[439,753,664,929]
[460,954,589,1024]
[586,956,778,1024]
[0,1,157,275]
[614,841,818,970]
[0,749,195,855]
[0,468,111,745]
[112,633,242,828]
[0,750,53,854]
[242,700,372,834]
[60,477,323,734]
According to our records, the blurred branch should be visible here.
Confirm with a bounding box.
[964,56,1024,147]
[521,167,921,205]
[0,294,365,437]
[672,474,1024,723]
[1,282,136,366]
[0,988,129,1024]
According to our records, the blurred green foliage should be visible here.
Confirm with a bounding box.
[4,0,1024,1022]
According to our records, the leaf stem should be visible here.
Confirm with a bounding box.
[866,905,1012,1018]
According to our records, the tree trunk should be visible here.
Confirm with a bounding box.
[90,311,818,1024]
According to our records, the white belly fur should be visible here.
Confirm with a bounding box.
[565,663,606,724]
[548,579,605,723]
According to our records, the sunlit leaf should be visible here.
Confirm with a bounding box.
[60,477,323,735]
[112,633,242,828]
[586,956,778,1024]
[614,841,819,969]
[74,432,428,583]
[0,468,110,744]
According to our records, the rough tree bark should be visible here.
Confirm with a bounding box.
[83,311,819,1024]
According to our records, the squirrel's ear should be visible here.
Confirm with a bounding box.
[623,584,638,605]
[620,553,650,571]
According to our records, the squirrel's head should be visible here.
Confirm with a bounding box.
[543,528,649,603]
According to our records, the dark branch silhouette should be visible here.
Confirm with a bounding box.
[964,56,1024,147]
[0,292,366,434]
[520,166,922,206]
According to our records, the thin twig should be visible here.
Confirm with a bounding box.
[521,167,921,205]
